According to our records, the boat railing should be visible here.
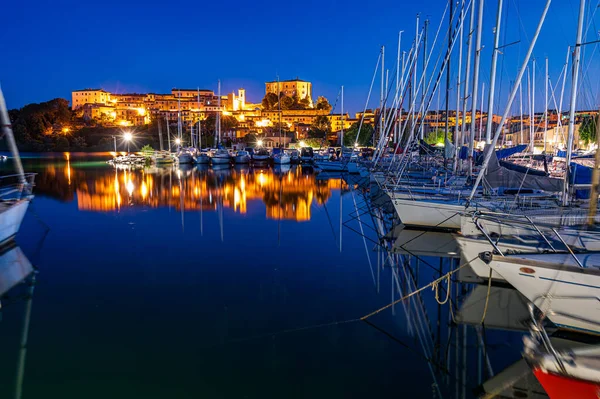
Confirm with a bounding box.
[0,173,36,201]
[471,211,587,267]
[525,303,568,375]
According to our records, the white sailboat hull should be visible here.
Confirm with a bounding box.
[0,199,30,245]
[487,253,600,334]
[391,197,470,230]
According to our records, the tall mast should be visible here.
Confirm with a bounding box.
[396,31,403,144]
[444,0,453,155]
[158,119,164,151]
[479,83,485,142]
[413,14,419,138]
[544,57,549,153]
[341,86,344,151]
[519,75,524,144]
[166,115,171,152]
[469,0,484,176]
[532,58,536,150]
[528,67,534,150]
[563,0,586,206]
[278,75,282,147]
[484,0,504,145]
[469,0,552,201]
[380,46,385,146]
[217,79,221,146]
[422,19,429,108]
[197,87,201,149]
[461,0,475,149]
[399,50,406,144]
[454,0,465,173]
[177,90,182,145]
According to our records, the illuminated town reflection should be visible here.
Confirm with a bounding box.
[39,159,345,221]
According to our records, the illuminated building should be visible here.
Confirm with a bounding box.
[72,89,111,110]
[265,78,313,107]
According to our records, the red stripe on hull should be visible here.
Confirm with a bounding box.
[533,368,600,399]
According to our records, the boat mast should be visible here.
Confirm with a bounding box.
[158,119,164,151]
[178,90,182,147]
[217,79,221,147]
[278,75,282,148]
[454,0,465,173]
[461,0,475,150]
[380,45,385,147]
[396,31,402,144]
[166,115,171,152]
[341,85,344,153]
[479,83,485,142]
[544,57,549,153]
[413,15,418,138]
[532,59,536,150]
[469,0,552,201]
[519,75,524,144]
[444,0,453,158]
[197,88,201,149]
[0,88,25,183]
[484,0,504,145]
[563,0,586,206]
[469,0,484,177]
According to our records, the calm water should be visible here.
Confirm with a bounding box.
[0,153,536,398]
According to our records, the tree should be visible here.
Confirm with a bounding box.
[279,95,294,110]
[261,93,279,110]
[141,144,154,158]
[424,129,452,146]
[579,116,598,144]
[308,115,331,138]
[298,98,311,109]
[316,96,332,112]
[343,123,374,147]
[303,138,326,149]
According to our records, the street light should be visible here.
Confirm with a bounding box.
[257,139,263,147]
[299,140,306,148]
[123,131,132,153]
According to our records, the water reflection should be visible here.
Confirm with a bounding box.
[0,242,35,399]
[28,160,347,221]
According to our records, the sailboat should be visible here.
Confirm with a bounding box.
[176,100,194,164]
[0,88,35,244]
[210,80,231,166]
[314,86,348,172]
[523,305,600,399]
[194,119,210,164]
[272,148,290,164]
[272,78,291,165]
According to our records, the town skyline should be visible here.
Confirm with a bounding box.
[2,0,598,115]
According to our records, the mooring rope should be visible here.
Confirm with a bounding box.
[216,256,480,353]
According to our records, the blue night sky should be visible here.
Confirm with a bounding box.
[0,0,598,114]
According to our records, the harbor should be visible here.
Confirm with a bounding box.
[2,0,600,397]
